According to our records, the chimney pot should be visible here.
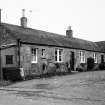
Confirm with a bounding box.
[68,26,71,30]
[20,9,27,28]
[66,26,73,38]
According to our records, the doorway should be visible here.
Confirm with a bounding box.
[101,55,104,63]
[70,51,75,71]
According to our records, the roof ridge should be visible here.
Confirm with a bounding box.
[1,22,97,43]
[1,22,66,37]
[0,22,101,52]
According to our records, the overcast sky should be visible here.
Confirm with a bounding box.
[0,0,105,42]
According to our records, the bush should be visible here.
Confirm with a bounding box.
[76,63,87,72]
[59,63,68,73]
[47,63,56,75]
[55,63,61,74]
[55,63,68,75]
[3,67,22,81]
[65,62,71,73]
[99,63,105,70]
[87,57,94,70]
[55,63,60,69]
[93,64,99,71]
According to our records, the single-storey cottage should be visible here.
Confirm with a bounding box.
[0,11,105,80]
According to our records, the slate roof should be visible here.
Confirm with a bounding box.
[1,23,101,52]
[95,41,105,52]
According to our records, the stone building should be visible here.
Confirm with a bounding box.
[0,12,105,80]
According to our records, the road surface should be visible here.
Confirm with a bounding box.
[0,71,105,105]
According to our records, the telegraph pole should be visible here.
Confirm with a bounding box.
[0,9,3,81]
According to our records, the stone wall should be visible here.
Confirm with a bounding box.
[19,44,105,76]
[1,47,17,68]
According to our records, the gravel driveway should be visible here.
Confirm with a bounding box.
[0,71,105,105]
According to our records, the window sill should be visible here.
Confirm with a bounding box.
[31,61,37,63]
[80,61,85,63]
[55,61,63,63]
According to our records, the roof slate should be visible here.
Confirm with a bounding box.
[95,41,105,52]
[1,23,101,52]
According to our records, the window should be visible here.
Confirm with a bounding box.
[80,51,85,63]
[6,55,13,64]
[93,53,97,63]
[55,49,63,62]
[59,49,63,61]
[41,49,45,56]
[31,48,37,63]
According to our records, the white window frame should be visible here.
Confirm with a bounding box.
[93,53,97,63]
[80,51,85,63]
[31,48,37,63]
[55,48,63,62]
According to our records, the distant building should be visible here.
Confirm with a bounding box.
[0,11,105,80]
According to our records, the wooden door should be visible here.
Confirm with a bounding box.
[70,51,75,71]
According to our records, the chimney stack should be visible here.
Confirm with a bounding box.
[20,9,27,28]
[66,26,73,38]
